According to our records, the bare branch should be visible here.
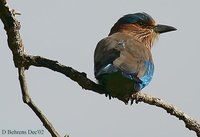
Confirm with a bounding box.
[0,1,61,137]
[0,1,200,137]
[23,54,107,95]
[18,67,60,137]
[131,92,200,137]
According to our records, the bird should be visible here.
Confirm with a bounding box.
[94,12,176,104]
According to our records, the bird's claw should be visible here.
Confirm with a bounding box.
[105,92,112,100]
[129,92,141,105]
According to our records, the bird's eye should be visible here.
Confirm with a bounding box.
[139,22,144,26]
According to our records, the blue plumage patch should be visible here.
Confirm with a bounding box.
[136,60,154,90]
[95,60,154,91]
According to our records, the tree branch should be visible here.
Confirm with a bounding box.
[18,67,60,137]
[131,92,200,136]
[0,1,60,137]
[23,54,107,95]
[0,1,200,137]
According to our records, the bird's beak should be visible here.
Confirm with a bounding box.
[153,24,177,34]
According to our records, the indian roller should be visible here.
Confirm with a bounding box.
[94,12,176,103]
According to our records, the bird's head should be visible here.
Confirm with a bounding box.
[109,12,177,49]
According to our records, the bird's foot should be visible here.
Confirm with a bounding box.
[105,92,112,100]
[130,92,141,105]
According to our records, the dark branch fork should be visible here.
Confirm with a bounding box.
[0,1,199,137]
